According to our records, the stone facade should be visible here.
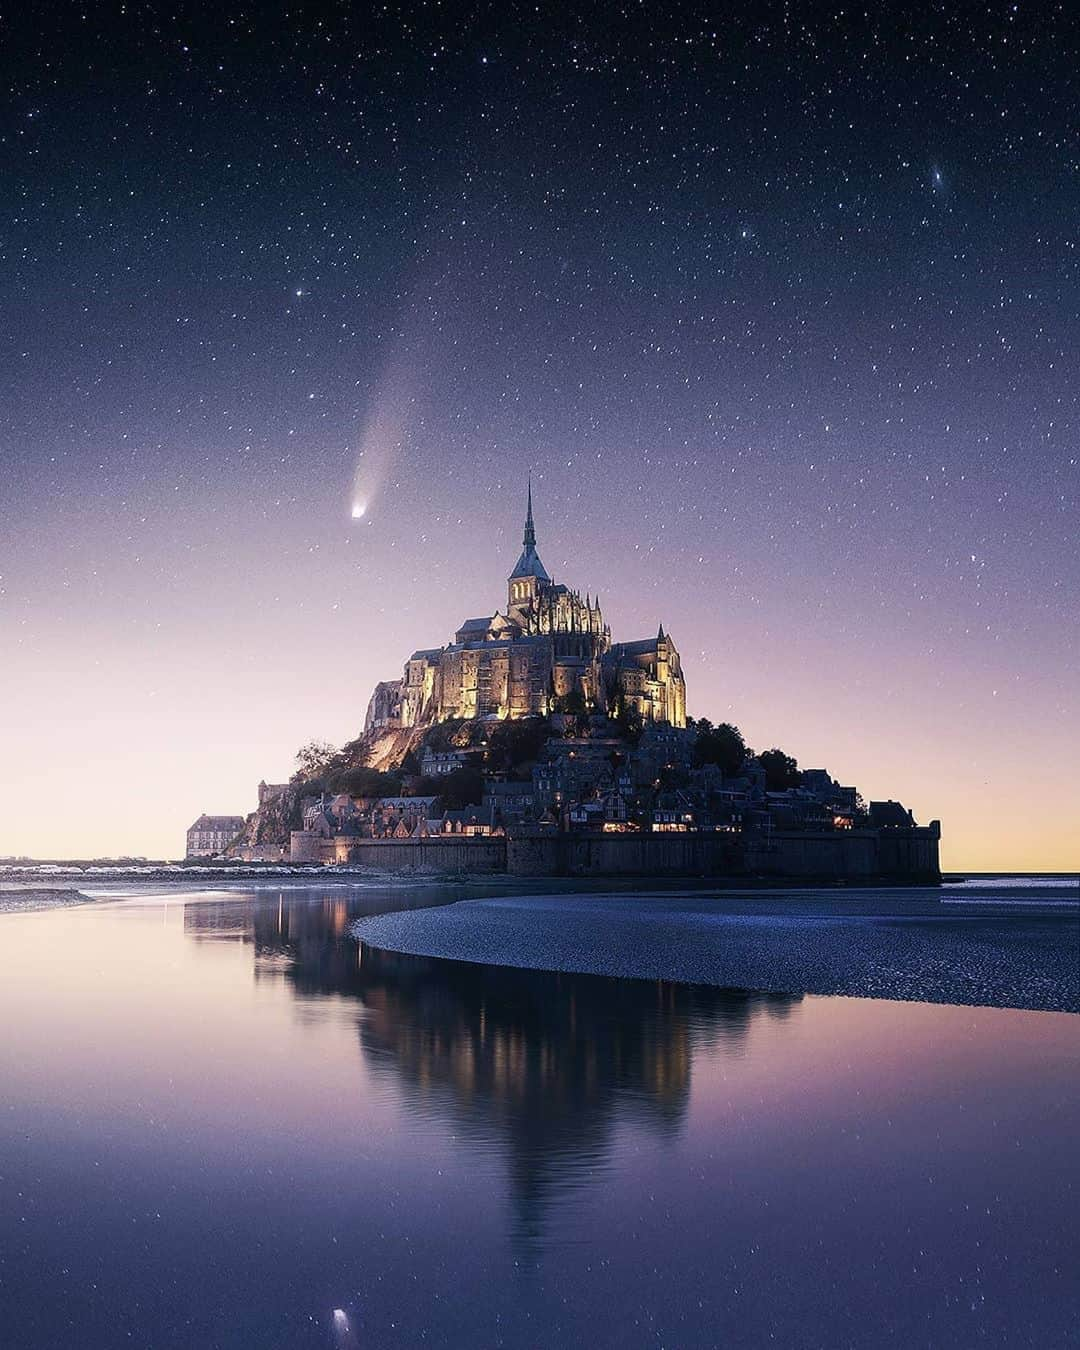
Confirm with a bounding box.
[365,486,687,732]
[605,626,686,726]
[185,814,246,858]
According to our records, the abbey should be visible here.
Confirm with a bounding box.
[365,485,687,732]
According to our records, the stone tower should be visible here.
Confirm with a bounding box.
[507,477,551,615]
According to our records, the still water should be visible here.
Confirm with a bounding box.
[1,883,1077,1348]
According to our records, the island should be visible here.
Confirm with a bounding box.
[222,486,940,881]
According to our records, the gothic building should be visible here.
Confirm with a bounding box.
[364,486,686,732]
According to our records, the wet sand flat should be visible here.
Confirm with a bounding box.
[354,885,1080,1012]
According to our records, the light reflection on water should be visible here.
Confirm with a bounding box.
[0,883,1077,1350]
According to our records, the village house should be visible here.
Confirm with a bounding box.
[185,815,246,858]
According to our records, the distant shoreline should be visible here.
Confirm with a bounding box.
[1,868,1076,919]
[3,862,1077,884]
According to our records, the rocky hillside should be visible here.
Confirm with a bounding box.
[230,782,308,852]
[231,715,566,852]
[230,724,429,852]
[348,725,427,773]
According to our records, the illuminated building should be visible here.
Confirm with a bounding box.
[365,485,686,732]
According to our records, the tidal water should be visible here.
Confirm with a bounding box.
[1,881,1078,1348]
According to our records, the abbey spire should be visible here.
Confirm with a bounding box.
[523,474,536,550]
[508,476,552,602]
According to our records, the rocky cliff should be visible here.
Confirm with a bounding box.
[230,782,307,853]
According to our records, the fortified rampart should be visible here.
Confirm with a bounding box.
[235,843,288,863]
[287,822,940,881]
[505,824,939,881]
[743,824,941,880]
[290,831,506,872]
[505,831,741,876]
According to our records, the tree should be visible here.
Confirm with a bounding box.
[294,739,339,781]
[484,717,549,777]
[423,719,469,753]
[553,688,587,716]
[435,766,485,809]
[759,748,801,792]
[330,766,402,798]
[694,721,746,775]
[613,703,644,743]
[658,762,690,789]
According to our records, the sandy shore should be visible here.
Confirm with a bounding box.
[353,887,1080,1012]
[0,886,93,914]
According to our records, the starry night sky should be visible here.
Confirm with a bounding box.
[1,3,1077,866]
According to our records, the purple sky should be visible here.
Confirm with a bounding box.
[1,6,1077,866]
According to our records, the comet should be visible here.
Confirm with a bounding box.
[331,1307,356,1347]
[349,353,416,521]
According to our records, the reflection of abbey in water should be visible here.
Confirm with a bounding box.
[187,893,801,1244]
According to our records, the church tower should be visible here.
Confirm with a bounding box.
[364,484,682,735]
[507,477,551,613]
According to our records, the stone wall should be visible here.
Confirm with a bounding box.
[301,835,507,872]
[233,842,289,862]
[289,830,321,863]
[751,824,941,881]
[874,822,942,880]
[506,831,740,877]
[289,823,941,881]
[506,824,940,881]
[744,830,879,878]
